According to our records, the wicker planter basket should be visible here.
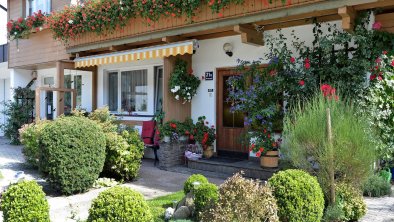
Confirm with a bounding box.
[260,150,279,168]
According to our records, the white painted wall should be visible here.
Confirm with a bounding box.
[0,62,11,136]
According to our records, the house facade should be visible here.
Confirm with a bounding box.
[6,0,394,157]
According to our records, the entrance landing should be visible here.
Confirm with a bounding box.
[187,157,279,180]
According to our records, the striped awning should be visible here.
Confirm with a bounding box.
[74,40,197,68]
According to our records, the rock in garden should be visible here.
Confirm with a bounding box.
[173,206,191,220]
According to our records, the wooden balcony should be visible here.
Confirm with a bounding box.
[8,29,69,69]
[67,0,328,52]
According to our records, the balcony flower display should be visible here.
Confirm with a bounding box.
[7,10,47,40]
[169,59,200,104]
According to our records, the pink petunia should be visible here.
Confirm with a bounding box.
[372,22,382,30]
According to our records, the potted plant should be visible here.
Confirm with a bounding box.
[159,120,181,143]
[194,116,216,159]
[248,130,281,168]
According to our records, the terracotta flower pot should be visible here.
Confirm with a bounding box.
[260,150,279,168]
[203,146,214,159]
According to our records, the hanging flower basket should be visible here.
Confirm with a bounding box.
[169,59,200,104]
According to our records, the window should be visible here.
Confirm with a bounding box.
[64,74,82,114]
[108,72,118,112]
[121,70,148,112]
[26,0,51,16]
[108,69,152,115]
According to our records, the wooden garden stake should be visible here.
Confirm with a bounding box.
[326,108,335,204]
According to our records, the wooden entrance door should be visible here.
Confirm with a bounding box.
[216,68,248,159]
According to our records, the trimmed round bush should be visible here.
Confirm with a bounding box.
[336,182,367,221]
[268,169,324,222]
[103,130,144,180]
[194,182,219,215]
[1,180,49,222]
[87,186,152,222]
[183,174,209,194]
[201,173,279,222]
[39,116,106,194]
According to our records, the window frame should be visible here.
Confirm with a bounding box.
[25,0,52,16]
[106,66,155,116]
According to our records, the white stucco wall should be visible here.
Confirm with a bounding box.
[0,62,11,136]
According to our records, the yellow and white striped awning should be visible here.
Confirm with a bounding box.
[74,40,197,68]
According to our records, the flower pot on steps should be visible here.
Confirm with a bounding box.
[260,150,279,168]
[203,146,214,159]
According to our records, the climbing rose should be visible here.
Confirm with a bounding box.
[370,74,376,81]
[372,22,382,30]
[304,58,311,69]
[290,57,295,63]
[299,80,305,86]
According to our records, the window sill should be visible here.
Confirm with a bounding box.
[114,114,154,118]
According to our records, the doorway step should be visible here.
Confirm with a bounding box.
[187,157,279,180]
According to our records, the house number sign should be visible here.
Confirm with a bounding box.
[205,71,214,80]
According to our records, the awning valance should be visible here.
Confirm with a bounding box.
[74,40,197,68]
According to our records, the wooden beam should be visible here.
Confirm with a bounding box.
[338,6,356,33]
[234,24,264,46]
[162,36,186,43]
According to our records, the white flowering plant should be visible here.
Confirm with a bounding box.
[362,52,394,161]
[169,59,200,103]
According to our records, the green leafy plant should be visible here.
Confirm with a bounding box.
[87,186,152,222]
[322,201,346,222]
[194,182,219,216]
[169,59,200,103]
[159,120,182,137]
[1,87,34,145]
[201,172,279,222]
[39,116,106,194]
[282,93,376,198]
[103,130,144,181]
[268,169,325,222]
[147,191,184,222]
[183,174,209,194]
[19,120,50,168]
[362,174,391,197]
[335,183,367,221]
[1,180,50,222]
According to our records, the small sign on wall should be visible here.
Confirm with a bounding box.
[208,89,214,92]
[205,71,214,80]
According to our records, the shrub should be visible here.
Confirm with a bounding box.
[1,180,49,222]
[1,87,35,144]
[183,174,209,194]
[336,183,367,221]
[322,202,345,222]
[283,93,375,197]
[268,169,324,222]
[39,116,106,194]
[201,173,279,222]
[194,182,218,215]
[19,121,49,168]
[363,174,391,197]
[88,106,118,133]
[87,186,152,222]
[103,130,144,180]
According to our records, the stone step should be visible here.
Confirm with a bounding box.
[187,158,279,180]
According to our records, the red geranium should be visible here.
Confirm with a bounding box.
[299,80,305,86]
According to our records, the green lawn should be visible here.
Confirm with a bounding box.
[147,191,185,222]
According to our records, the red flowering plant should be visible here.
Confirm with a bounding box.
[159,120,182,140]
[194,116,216,150]
[7,10,47,40]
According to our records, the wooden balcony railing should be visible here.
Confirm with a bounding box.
[67,0,325,49]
